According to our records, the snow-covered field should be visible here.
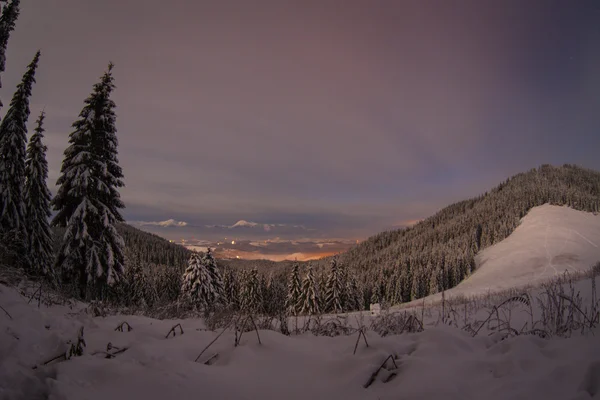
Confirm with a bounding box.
[1,272,599,400]
[1,204,600,400]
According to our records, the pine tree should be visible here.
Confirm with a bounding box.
[346,270,361,311]
[286,263,302,315]
[202,248,223,305]
[181,252,212,309]
[223,268,239,310]
[0,0,19,108]
[325,257,343,313]
[0,51,40,263]
[51,63,125,299]
[24,110,54,277]
[240,268,261,314]
[300,265,320,315]
[124,252,147,307]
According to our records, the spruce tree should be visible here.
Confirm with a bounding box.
[0,51,40,262]
[223,268,239,310]
[24,111,54,277]
[346,270,361,311]
[286,263,302,315]
[300,265,320,315]
[240,268,261,314]
[0,0,19,107]
[325,257,343,313]
[202,248,223,304]
[181,252,212,309]
[51,63,125,299]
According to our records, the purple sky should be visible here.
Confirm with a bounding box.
[2,0,600,242]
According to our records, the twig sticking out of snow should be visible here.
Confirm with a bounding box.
[0,303,12,320]
[33,326,86,369]
[115,321,132,332]
[353,328,369,355]
[235,315,262,347]
[195,319,234,363]
[203,353,219,365]
[363,354,398,388]
[165,323,184,338]
[92,342,130,359]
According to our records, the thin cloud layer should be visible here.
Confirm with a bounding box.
[131,219,188,228]
[3,0,599,244]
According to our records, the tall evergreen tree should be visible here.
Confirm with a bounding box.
[324,257,343,313]
[0,0,19,108]
[51,63,125,299]
[223,268,239,310]
[24,110,54,277]
[286,263,302,315]
[181,252,212,309]
[300,265,320,315]
[0,51,40,254]
[202,248,223,304]
[240,268,262,314]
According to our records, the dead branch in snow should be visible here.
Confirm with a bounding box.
[165,323,184,338]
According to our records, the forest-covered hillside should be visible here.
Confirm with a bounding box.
[324,164,600,306]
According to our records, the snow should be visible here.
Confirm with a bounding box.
[1,276,599,400]
[403,205,600,306]
[2,204,600,399]
[230,220,259,228]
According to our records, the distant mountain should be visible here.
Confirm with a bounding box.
[317,164,600,306]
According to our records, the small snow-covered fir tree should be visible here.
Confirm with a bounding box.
[300,265,320,315]
[325,257,343,313]
[51,63,125,299]
[240,268,262,314]
[286,263,302,315]
[0,0,20,107]
[202,248,223,305]
[0,51,40,250]
[181,252,212,309]
[24,110,54,277]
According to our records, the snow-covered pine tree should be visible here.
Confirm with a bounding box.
[345,270,361,311]
[240,268,262,314]
[0,51,40,265]
[51,63,125,300]
[0,0,19,107]
[223,268,239,310]
[125,252,147,308]
[202,248,223,305]
[286,263,302,315]
[300,265,320,315]
[180,252,212,309]
[24,110,54,277]
[324,257,343,313]
[264,272,286,316]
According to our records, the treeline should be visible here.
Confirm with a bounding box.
[91,164,600,317]
[327,164,600,307]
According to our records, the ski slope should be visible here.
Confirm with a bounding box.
[406,205,600,306]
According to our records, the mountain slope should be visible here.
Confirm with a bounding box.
[335,164,600,306]
[401,204,600,305]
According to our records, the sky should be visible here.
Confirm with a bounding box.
[2,1,600,255]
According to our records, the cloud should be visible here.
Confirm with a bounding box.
[130,219,188,228]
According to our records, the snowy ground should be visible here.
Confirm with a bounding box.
[1,204,600,400]
[1,273,599,400]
